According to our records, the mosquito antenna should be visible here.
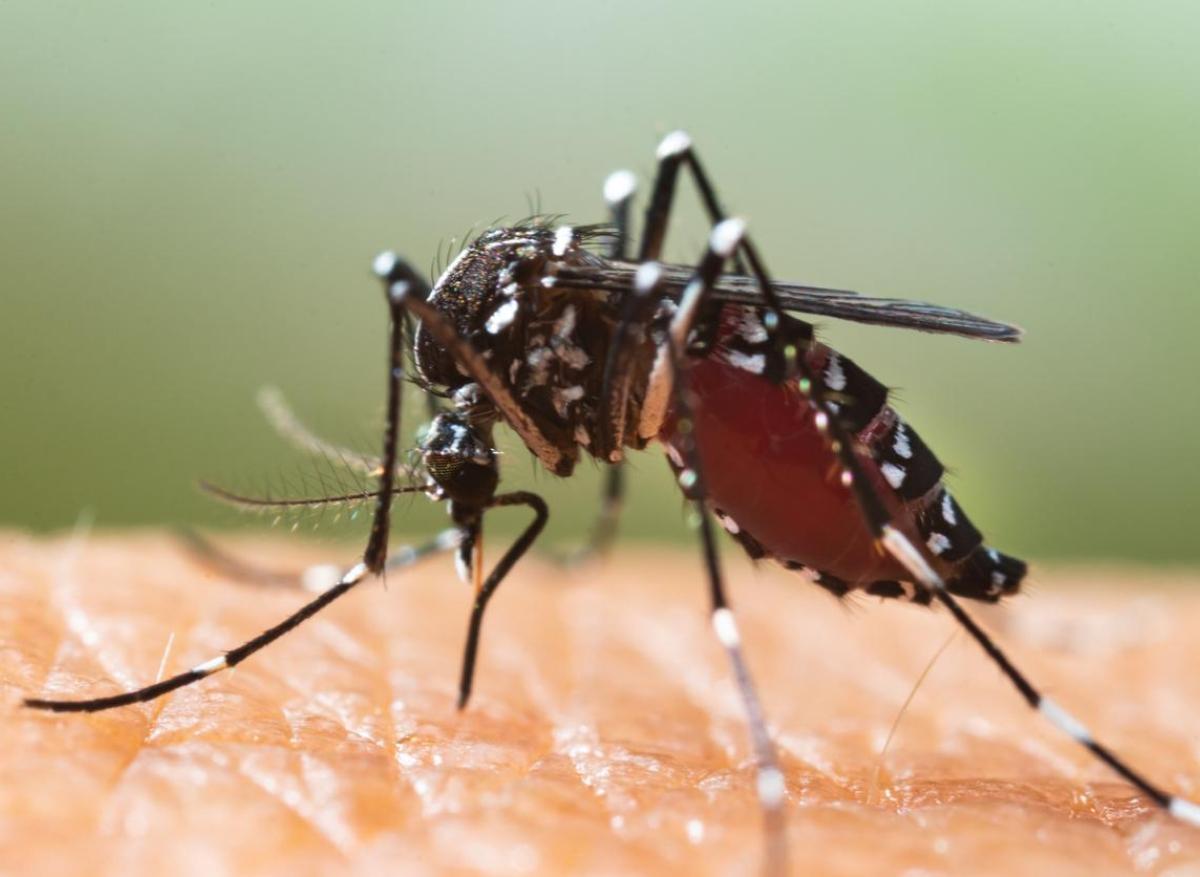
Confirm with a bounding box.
[199,481,426,511]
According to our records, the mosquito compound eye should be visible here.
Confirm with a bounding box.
[420,413,499,506]
[424,453,464,483]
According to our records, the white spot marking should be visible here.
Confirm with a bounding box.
[712,607,740,648]
[1170,797,1200,827]
[552,225,573,257]
[656,130,692,159]
[553,304,578,341]
[726,350,765,374]
[455,549,471,586]
[893,422,913,459]
[486,298,520,334]
[1039,697,1093,744]
[665,443,685,469]
[927,532,952,556]
[814,411,829,431]
[635,261,663,292]
[192,655,228,676]
[717,513,740,535]
[757,767,787,808]
[882,525,945,589]
[991,571,1007,589]
[824,353,847,391]
[686,818,705,844]
[941,491,957,526]
[372,250,397,277]
[343,561,369,583]
[710,217,746,258]
[552,385,585,417]
[558,344,590,370]
[738,311,768,344]
[603,169,637,205]
[881,462,907,489]
[840,470,853,487]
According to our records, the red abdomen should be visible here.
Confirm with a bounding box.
[662,356,913,584]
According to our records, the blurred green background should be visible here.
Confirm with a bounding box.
[2,2,1198,563]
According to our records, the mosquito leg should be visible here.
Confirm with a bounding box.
[22,529,458,712]
[894,540,1200,826]
[174,527,300,589]
[637,260,788,876]
[455,491,549,710]
[175,518,457,595]
[556,170,637,565]
[657,138,1200,827]
[25,256,431,713]
[604,168,637,263]
[639,130,748,275]
[576,465,623,560]
[364,254,430,571]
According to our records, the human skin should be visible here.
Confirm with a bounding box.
[2,531,1198,876]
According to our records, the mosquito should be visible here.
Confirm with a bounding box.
[26,131,1199,873]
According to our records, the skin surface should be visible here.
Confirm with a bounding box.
[2,531,1199,876]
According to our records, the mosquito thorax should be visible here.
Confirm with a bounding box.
[414,224,653,474]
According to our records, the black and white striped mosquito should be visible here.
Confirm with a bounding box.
[26,131,1199,874]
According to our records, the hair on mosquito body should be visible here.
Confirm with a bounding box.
[25,131,1200,875]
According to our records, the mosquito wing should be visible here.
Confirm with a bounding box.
[554,260,1022,343]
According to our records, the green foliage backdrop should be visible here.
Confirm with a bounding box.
[3,2,1198,562]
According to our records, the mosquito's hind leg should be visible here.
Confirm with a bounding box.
[558,170,637,566]
[174,527,305,590]
[645,132,1200,830]
[636,247,789,876]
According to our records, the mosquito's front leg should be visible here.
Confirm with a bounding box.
[25,255,435,712]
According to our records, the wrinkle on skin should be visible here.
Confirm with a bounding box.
[3,532,1200,876]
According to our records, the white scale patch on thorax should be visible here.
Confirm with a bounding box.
[485,298,520,334]
[552,384,585,418]
[552,226,573,257]
[737,310,768,344]
[824,353,847,392]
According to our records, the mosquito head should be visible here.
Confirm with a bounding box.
[420,410,498,507]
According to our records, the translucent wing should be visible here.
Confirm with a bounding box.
[554,260,1022,343]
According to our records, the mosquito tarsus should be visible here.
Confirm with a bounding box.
[26,131,1200,875]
